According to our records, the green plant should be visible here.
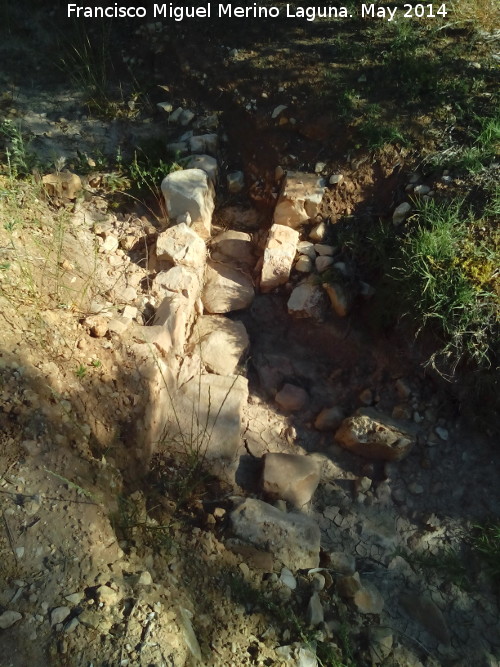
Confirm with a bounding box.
[470,521,500,588]
[398,547,469,589]
[75,364,87,379]
[90,359,102,368]
[391,197,499,375]
[0,119,37,178]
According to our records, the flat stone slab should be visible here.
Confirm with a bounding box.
[156,222,206,270]
[202,261,254,313]
[189,315,249,375]
[230,497,321,570]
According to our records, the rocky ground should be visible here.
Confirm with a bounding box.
[0,6,499,667]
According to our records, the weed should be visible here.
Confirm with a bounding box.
[90,359,102,368]
[470,521,500,588]
[0,120,37,178]
[398,547,469,589]
[75,364,87,379]
[391,197,499,375]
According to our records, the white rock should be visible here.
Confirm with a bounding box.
[260,224,299,292]
[231,498,321,570]
[101,235,119,253]
[314,244,335,256]
[156,223,206,271]
[202,261,254,313]
[295,255,314,273]
[414,184,430,195]
[179,109,195,126]
[153,266,202,353]
[435,426,449,441]
[188,133,218,155]
[393,202,412,226]
[280,567,297,590]
[262,453,321,507]
[0,611,22,629]
[329,174,344,185]
[157,102,173,112]
[211,230,254,267]
[297,240,316,259]
[50,607,71,627]
[184,155,218,185]
[227,170,245,193]
[314,162,326,173]
[273,172,325,228]
[271,105,287,119]
[287,282,325,319]
[161,169,215,239]
[169,107,183,123]
[307,592,324,626]
[189,315,249,375]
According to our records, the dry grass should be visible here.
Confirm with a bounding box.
[450,0,500,31]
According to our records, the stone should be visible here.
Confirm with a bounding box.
[295,255,314,273]
[179,109,195,126]
[178,607,202,662]
[273,172,325,228]
[156,223,206,270]
[335,408,415,461]
[227,171,245,193]
[188,133,218,155]
[131,325,172,357]
[50,606,71,627]
[271,104,287,119]
[323,282,350,317]
[85,315,108,338]
[136,570,153,586]
[337,572,361,598]
[211,230,254,267]
[202,261,254,313]
[101,235,119,253]
[326,552,356,575]
[315,255,334,273]
[225,539,274,571]
[329,174,344,185]
[400,593,450,644]
[369,626,393,664]
[314,407,345,432]
[161,168,215,239]
[314,244,335,256]
[145,366,248,463]
[65,593,84,605]
[262,453,321,507]
[275,384,309,412]
[42,171,82,200]
[393,202,412,226]
[0,610,22,629]
[297,241,316,259]
[107,317,131,335]
[122,305,138,320]
[353,584,384,614]
[414,184,430,195]
[153,266,202,353]
[435,426,449,441]
[167,141,189,156]
[189,315,249,375]
[287,282,325,319]
[260,224,299,292]
[280,568,297,590]
[307,592,324,626]
[184,155,218,185]
[157,101,173,112]
[309,221,327,242]
[314,162,326,173]
[230,498,321,570]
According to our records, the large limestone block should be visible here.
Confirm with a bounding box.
[42,171,82,200]
[230,498,321,570]
[260,224,299,293]
[211,230,254,268]
[202,261,254,313]
[141,363,248,466]
[156,223,206,271]
[189,315,249,375]
[273,171,325,228]
[261,453,321,507]
[335,408,415,461]
[153,266,202,353]
[161,168,215,239]
[287,282,325,319]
